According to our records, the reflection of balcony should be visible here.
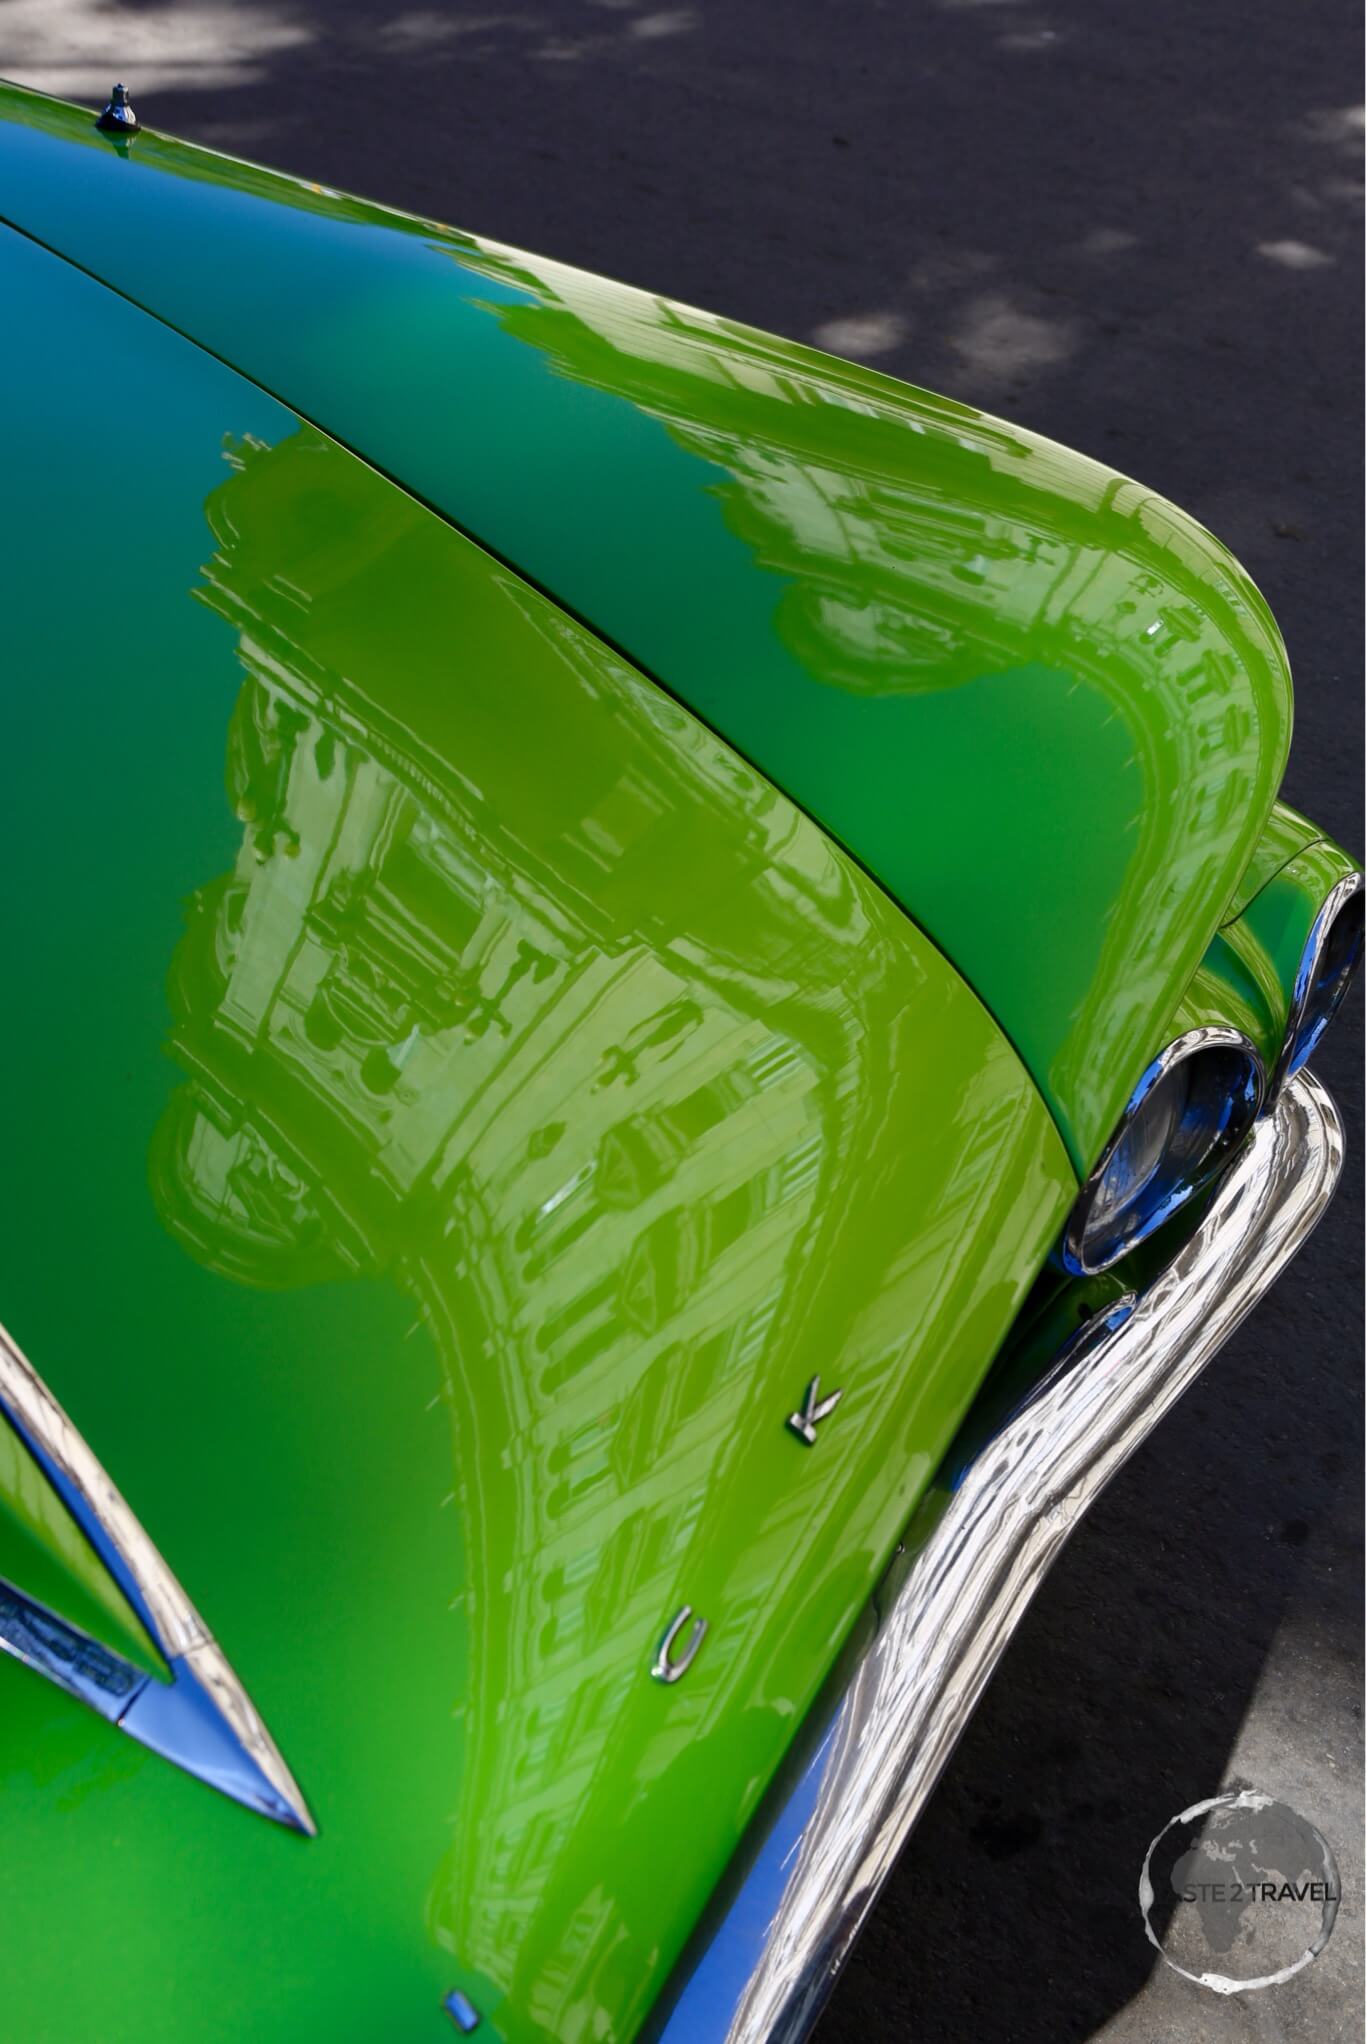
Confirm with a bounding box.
[145,423,1073,2039]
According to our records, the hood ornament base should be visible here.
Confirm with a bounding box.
[96,83,140,135]
[0,1321,315,1834]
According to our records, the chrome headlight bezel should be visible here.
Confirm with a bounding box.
[1272,870,1364,1094]
[1061,1027,1266,1276]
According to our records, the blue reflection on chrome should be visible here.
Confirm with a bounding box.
[652,1720,838,2042]
[0,1580,143,1719]
[1060,1032,1263,1274]
[0,1573,307,1828]
[121,1655,305,1829]
[1284,882,1364,1081]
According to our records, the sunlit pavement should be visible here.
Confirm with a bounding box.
[1,4,1360,2039]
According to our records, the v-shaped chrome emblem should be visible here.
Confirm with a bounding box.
[0,1322,314,1834]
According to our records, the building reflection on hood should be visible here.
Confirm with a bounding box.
[438,238,1282,1161]
[149,425,1067,2039]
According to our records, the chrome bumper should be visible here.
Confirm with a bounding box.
[652,1068,1343,2044]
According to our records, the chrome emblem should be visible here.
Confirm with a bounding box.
[0,1321,314,1833]
[651,1604,708,1684]
[786,1374,842,1446]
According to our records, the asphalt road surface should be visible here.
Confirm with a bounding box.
[5,4,1361,2039]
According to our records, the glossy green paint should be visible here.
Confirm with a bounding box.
[1220,800,1325,927]
[0,83,1294,1172]
[1174,930,1287,1080]
[0,227,1074,2041]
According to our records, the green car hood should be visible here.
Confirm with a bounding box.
[0,225,1073,2040]
[0,82,1292,1171]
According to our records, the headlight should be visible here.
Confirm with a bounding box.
[1276,872,1363,1087]
[1061,1029,1264,1274]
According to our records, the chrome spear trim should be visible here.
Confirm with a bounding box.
[650,1068,1342,2043]
[0,1321,315,1834]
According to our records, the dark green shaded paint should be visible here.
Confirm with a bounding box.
[1221,800,1325,926]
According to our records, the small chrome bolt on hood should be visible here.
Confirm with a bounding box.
[96,83,139,136]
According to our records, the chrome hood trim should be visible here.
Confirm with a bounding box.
[0,1323,316,1835]
[653,1068,1342,2043]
